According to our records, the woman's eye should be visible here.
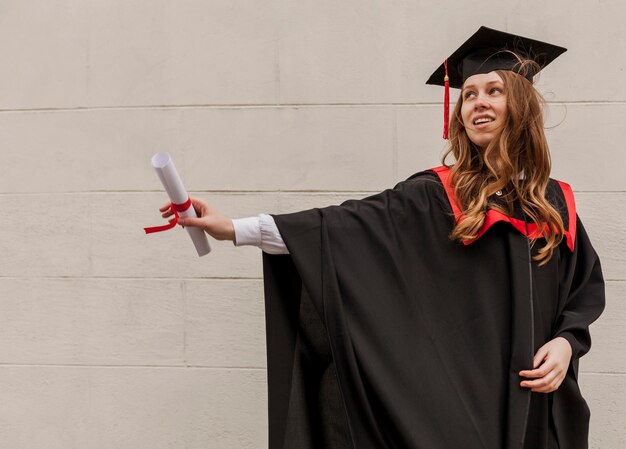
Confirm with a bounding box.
[490,87,502,95]
[464,91,476,100]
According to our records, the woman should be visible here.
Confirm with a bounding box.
[160,27,605,449]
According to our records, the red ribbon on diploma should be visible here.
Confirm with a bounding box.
[144,198,193,234]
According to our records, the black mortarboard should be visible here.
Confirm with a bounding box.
[426,26,567,89]
[426,26,567,138]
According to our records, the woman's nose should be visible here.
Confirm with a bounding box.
[473,95,490,110]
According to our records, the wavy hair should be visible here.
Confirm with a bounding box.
[442,56,565,265]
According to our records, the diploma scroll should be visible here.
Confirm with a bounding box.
[150,152,211,257]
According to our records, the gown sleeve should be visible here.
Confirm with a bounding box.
[552,214,606,361]
[550,214,605,449]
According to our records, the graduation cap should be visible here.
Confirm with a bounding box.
[426,26,567,139]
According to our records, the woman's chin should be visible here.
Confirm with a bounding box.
[469,136,495,148]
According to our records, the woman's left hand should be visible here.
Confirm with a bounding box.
[519,336,572,393]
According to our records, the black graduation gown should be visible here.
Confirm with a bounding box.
[262,166,605,449]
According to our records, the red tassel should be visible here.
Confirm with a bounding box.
[443,59,450,140]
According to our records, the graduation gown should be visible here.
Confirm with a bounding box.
[262,166,605,449]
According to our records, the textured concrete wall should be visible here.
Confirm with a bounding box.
[0,1,624,447]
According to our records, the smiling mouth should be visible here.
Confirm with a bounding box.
[473,117,494,125]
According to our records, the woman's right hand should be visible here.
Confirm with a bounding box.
[160,197,235,242]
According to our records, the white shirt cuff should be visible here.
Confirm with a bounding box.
[232,217,262,247]
[259,213,289,254]
[232,214,289,254]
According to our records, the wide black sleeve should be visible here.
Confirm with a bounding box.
[553,215,606,360]
[263,175,453,449]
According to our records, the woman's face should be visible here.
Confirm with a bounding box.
[460,71,507,148]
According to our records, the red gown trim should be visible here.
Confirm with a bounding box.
[556,180,577,252]
[429,166,576,252]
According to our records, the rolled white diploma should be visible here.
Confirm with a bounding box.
[151,152,211,257]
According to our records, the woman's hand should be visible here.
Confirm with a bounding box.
[519,336,572,393]
[160,197,235,242]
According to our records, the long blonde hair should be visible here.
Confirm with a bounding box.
[442,59,565,265]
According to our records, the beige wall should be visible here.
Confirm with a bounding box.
[0,1,624,447]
